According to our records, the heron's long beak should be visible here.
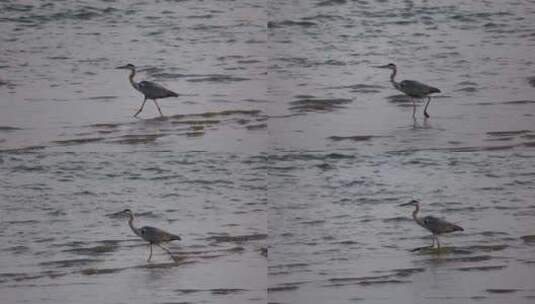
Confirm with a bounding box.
[399,201,415,206]
[373,64,390,69]
[106,210,126,217]
[116,65,128,69]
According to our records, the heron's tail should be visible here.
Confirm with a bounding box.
[170,234,182,241]
[453,224,464,232]
[431,87,441,94]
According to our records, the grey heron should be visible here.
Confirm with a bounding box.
[399,200,463,250]
[116,209,181,262]
[375,63,441,118]
[116,63,179,117]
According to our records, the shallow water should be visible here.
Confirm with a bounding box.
[1,0,535,303]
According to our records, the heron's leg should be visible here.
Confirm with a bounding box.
[134,97,148,117]
[411,98,416,118]
[423,97,431,118]
[436,236,441,250]
[147,243,153,262]
[152,99,164,117]
[430,235,436,248]
[156,244,176,261]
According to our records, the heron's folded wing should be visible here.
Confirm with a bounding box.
[138,81,177,98]
[140,225,181,242]
[399,80,439,96]
[423,216,461,233]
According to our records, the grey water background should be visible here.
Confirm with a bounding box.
[1,0,535,303]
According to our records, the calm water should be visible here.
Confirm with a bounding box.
[1,0,535,303]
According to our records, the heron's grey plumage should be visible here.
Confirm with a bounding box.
[400,200,463,249]
[116,63,179,117]
[118,208,181,262]
[376,63,440,118]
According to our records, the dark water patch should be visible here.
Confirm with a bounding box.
[171,109,262,120]
[300,219,325,225]
[520,235,535,244]
[390,267,426,277]
[332,240,359,246]
[328,83,384,94]
[527,76,535,87]
[109,134,166,144]
[186,14,214,19]
[236,58,263,64]
[456,87,478,93]
[63,243,117,256]
[301,14,346,21]
[289,98,353,112]
[47,56,70,60]
[485,137,513,142]
[322,59,346,66]
[5,219,39,225]
[443,206,486,213]
[268,20,317,29]
[211,288,246,295]
[0,270,67,282]
[185,131,205,137]
[386,94,411,103]
[87,96,118,102]
[357,279,410,286]
[328,274,392,284]
[0,126,22,132]
[150,72,189,79]
[486,288,520,294]
[325,276,410,287]
[328,135,376,142]
[269,152,355,162]
[317,0,347,7]
[187,75,249,83]
[382,216,412,223]
[457,81,478,86]
[136,261,190,269]
[4,245,30,254]
[487,130,531,137]
[8,6,119,25]
[80,267,125,275]
[181,179,233,185]
[456,265,506,272]
[53,137,104,145]
[480,231,509,237]
[88,123,121,129]
[171,119,220,126]
[502,100,535,105]
[462,244,508,252]
[246,123,267,130]
[206,233,267,243]
[269,263,309,272]
[390,142,531,154]
[175,288,246,295]
[268,285,300,292]
[441,255,493,263]
[39,258,101,268]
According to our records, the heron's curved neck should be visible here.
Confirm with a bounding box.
[390,67,398,87]
[412,204,424,226]
[128,69,138,89]
[127,214,141,237]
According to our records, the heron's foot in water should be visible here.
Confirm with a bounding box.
[410,246,449,254]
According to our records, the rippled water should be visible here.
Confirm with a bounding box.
[2,0,535,303]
